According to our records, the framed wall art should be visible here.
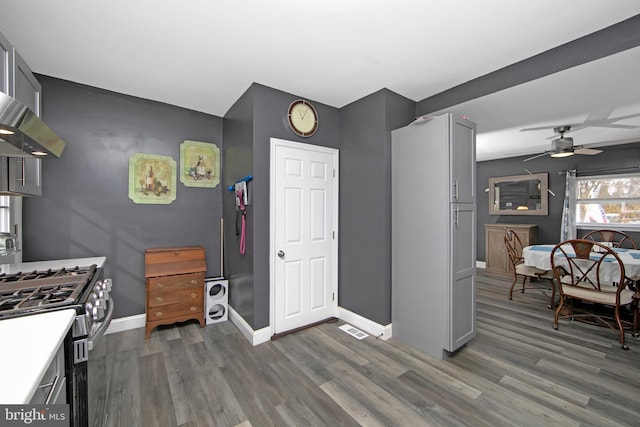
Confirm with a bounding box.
[180,140,220,188]
[128,153,177,204]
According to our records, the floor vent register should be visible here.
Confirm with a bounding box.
[339,324,368,340]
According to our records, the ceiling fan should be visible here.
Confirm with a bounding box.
[522,125,603,162]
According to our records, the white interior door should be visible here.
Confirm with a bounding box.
[270,138,338,334]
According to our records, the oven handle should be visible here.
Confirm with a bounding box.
[88,300,114,351]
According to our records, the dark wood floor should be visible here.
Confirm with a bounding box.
[99,271,640,426]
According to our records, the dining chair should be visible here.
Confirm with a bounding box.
[583,229,640,291]
[582,229,637,249]
[504,229,555,307]
[550,239,639,350]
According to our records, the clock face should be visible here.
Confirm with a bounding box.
[288,100,318,137]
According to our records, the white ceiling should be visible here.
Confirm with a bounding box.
[1,1,639,161]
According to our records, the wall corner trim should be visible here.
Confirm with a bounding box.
[338,306,392,340]
[229,306,271,346]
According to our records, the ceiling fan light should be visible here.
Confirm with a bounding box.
[550,150,574,158]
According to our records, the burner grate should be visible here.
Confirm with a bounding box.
[0,265,97,316]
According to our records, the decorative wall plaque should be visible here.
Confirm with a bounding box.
[128,153,177,204]
[180,140,220,188]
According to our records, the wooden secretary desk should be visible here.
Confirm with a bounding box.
[144,246,207,339]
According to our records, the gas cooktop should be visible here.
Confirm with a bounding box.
[0,265,97,317]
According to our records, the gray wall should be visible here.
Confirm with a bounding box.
[222,86,255,326]
[24,76,224,319]
[477,142,640,261]
[339,89,414,325]
[223,83,340,330]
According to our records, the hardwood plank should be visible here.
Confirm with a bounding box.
[139,352,177,427]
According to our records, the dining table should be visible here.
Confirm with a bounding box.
[523,244,640,284]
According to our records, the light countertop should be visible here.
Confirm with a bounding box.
[0,256,107,274]
[0,309,76,404]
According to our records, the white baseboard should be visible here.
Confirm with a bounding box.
[228,305,271,346]
[106,307,392,345]
[476,261,486,269]
[106,313,145,335]
[338,307,392,340]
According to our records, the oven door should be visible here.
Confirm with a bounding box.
[88,293,113,427]
[71,281,114,427]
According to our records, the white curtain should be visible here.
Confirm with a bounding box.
[560,170,577,241]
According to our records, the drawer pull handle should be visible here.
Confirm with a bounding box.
[156,283,164,288]
[156,297,163,302]
[191,293,196,298]
[190,306,197,311]
[190,279,197,285]
[155,312,163,317]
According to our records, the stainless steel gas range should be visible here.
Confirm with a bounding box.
[0,259,113,427]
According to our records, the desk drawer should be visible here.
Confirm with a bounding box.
[147,301,203,320]
[148,286,203,308]
[148,273,202,293]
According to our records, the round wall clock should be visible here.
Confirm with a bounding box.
[288,100,318,137]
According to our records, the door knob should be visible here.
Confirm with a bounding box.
[277,250,285,258]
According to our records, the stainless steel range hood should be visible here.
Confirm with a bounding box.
[0,91,65,158]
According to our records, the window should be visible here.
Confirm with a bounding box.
[0,196,10,233]
[575,173,640,230]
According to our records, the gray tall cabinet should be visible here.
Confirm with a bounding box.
[391,113,476,360]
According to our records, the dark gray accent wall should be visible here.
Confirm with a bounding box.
[223,83,340,330]
[477,143,640,261]
[339,89,414,325]
[417,14,640,115]
[24,76,224,319]
[222,86,255,326]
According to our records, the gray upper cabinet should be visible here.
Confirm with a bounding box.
[450,118,476,204]
[0,29,42,196]
[391,113,476,360]
[0,31,13,95]
[13,50,41,115]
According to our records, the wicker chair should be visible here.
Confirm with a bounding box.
[504,229,555,307]
[551,239,639,350]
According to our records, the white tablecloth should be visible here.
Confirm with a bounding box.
[523,244,640,284]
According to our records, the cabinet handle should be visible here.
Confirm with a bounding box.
[190,306,197,311]
[190,279,197,285]
[156,283,164,288]
[155,297,163,302]
[453,180,459,200]
[155,312,163,317]
[191,293,196,298]
[453,206,459,227]
[17,158,26,184]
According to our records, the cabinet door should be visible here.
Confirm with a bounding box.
[13,49,41,114]
[0,31,12,95]
[9,50,42,196]
[449,203,476,351]
[450,117,476,204]
[8,157,41,196]
[485,226,508,273]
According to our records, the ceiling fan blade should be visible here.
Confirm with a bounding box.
[522,151,550,162]
[520,125,566,132]
[593,123,639,129]
[584,108,615,123]
[574,147,602,155]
